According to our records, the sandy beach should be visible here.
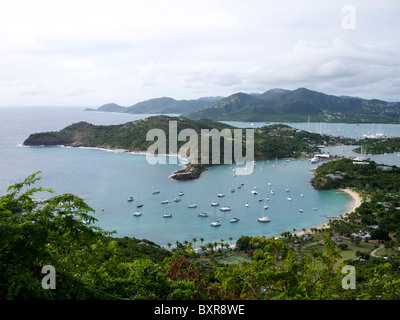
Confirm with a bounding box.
[294,187,363,236]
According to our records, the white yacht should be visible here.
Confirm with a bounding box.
[173,197,181,202]
[161,200,169,204]
[311,157,319,164]
[258,216,270,222]
[127,196,134,202]
[251,189,258,195]
[163,213,173,218]
[230,217,240,223]
[220,206,231,211]
[188,204,197,208]
[211,202,220,206]
[210,221,221,227]
[133,211,142,217]
[217,193,225,197]
[198,212,208,217]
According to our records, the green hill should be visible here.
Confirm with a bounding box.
[23,116,353,181]
[185,88,400,123]
[85,97,222,115]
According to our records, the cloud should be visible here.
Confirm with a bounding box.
[0,0,399,105]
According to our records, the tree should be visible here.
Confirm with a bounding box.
[0,172,111,299]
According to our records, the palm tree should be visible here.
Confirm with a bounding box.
[192,238,197,246]
[200,237,204,245]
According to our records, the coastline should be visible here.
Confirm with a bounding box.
[294,187,363,237]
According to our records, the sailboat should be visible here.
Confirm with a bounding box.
[152,181,160,194]
[198,212,208,217]
[161,199,169,204]
[136,197,143,208]
[163,202,172,218]
[210,221,221,227]
[258,200,270,222]
[174,197,181,202]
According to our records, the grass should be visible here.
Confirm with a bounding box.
[216,253,252,265]
[301,237,377,262]
[375,246,400,258]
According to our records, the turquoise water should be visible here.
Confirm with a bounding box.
[1,107,399,246]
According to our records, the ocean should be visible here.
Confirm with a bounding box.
[1,106,400,247]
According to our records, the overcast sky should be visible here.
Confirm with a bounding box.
[0,0,399,107]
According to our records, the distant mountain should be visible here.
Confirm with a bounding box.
[85,103,125,113]
[85,96,223,115]
[184,88,400,123]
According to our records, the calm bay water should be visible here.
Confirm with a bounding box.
[1,107,400,246]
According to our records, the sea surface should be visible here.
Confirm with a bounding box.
[1,107,400,247]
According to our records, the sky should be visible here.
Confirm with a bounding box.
[0,0,399,107]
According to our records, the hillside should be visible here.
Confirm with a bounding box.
[85,96,222,115]
[185,88,400,123]
[23,116,354,181]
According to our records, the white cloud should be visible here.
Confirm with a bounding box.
[0,0,399,106]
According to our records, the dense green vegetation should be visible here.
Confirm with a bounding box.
[185,88,400,123]
[311,158,400,192]
[24,116,352,162]
[2,171,400,300]
[85,88,400,123]
[353,137,400,155]
[312,158,400,254]
[85,96,221,114]
[253,124,351,159]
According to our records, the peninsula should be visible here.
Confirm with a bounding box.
[23,115,352,180]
